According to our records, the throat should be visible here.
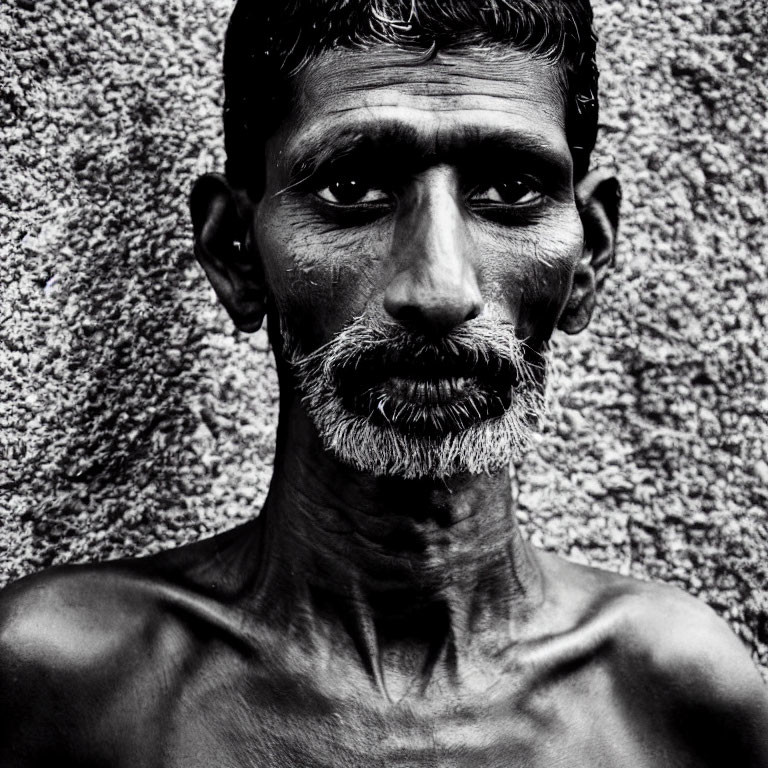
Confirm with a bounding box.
[257,415,543,691]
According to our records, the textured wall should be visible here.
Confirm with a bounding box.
[1,0,766,672]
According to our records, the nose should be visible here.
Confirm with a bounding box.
[383,171,483,336]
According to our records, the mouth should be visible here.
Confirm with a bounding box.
[335,355,518,436]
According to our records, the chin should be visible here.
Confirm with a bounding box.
[319,408,538,480]
[297,375,545,480]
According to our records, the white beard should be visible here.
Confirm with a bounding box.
[282,314,547,480]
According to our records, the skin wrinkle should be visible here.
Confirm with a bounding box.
[261,53,582,353]
[291,45,568,102]
[278,50,568,174]
[285,462,529,593]
[270,401,544,611]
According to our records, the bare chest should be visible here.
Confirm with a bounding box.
[138,656,676,768]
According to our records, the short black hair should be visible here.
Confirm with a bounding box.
[223,0,599,194]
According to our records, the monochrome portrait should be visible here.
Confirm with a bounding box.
[1,0,766,764]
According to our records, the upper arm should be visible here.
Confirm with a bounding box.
[0,566,161,766]
[626,586,768,767]
[0,575,74,766]
[676,613,768,767]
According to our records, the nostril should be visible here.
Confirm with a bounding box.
[391,304,422,328]
[387,300,483,337]
[463,302,481,323]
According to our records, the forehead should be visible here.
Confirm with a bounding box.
[274,45,570,172]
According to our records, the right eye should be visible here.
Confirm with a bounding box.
[315,176,390,206]
[468,179,541,207]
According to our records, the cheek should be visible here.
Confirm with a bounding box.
[255,202,389,349]
[481,211,584,342]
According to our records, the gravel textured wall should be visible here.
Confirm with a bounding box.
[1,0,766,673]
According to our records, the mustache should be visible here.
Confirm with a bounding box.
[286,314,547,394]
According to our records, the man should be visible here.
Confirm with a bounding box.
[1,0,766,765]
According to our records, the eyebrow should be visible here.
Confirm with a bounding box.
[282,121,573,188]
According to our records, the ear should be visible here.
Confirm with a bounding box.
[557,168,621,335]
[190,173,266,332]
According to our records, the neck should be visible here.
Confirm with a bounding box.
[251,401,543,693]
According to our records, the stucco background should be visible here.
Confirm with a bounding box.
[1,0,766,674]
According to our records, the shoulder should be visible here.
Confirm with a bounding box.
[0,562,175,764]
[616,579,768,765]
[0,542,242,683]
[0,528,271,761]
[537,552,768,763]
[554,557,768,765]
[0,561,166,664]
[538,551,764,692]
[605,577,764,696]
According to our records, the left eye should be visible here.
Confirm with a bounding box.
[468,179,540,206]
[315,176,389,206]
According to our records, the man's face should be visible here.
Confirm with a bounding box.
[250,45,586,478]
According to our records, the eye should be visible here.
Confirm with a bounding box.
[468,179,540,206]
[315,176,390,206]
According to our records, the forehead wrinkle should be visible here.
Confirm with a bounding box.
[294,46,566,117]
[313,103,561,118]
[322,96,562,116]
[301,78,565,123]
[298,44,565,88]
[334,69,562,91]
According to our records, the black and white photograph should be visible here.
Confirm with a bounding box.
[1,0,767,764]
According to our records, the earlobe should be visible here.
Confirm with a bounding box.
[557,168,621,335]
[190,173,266,333]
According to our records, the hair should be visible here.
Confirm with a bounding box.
[223,0,599,195]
